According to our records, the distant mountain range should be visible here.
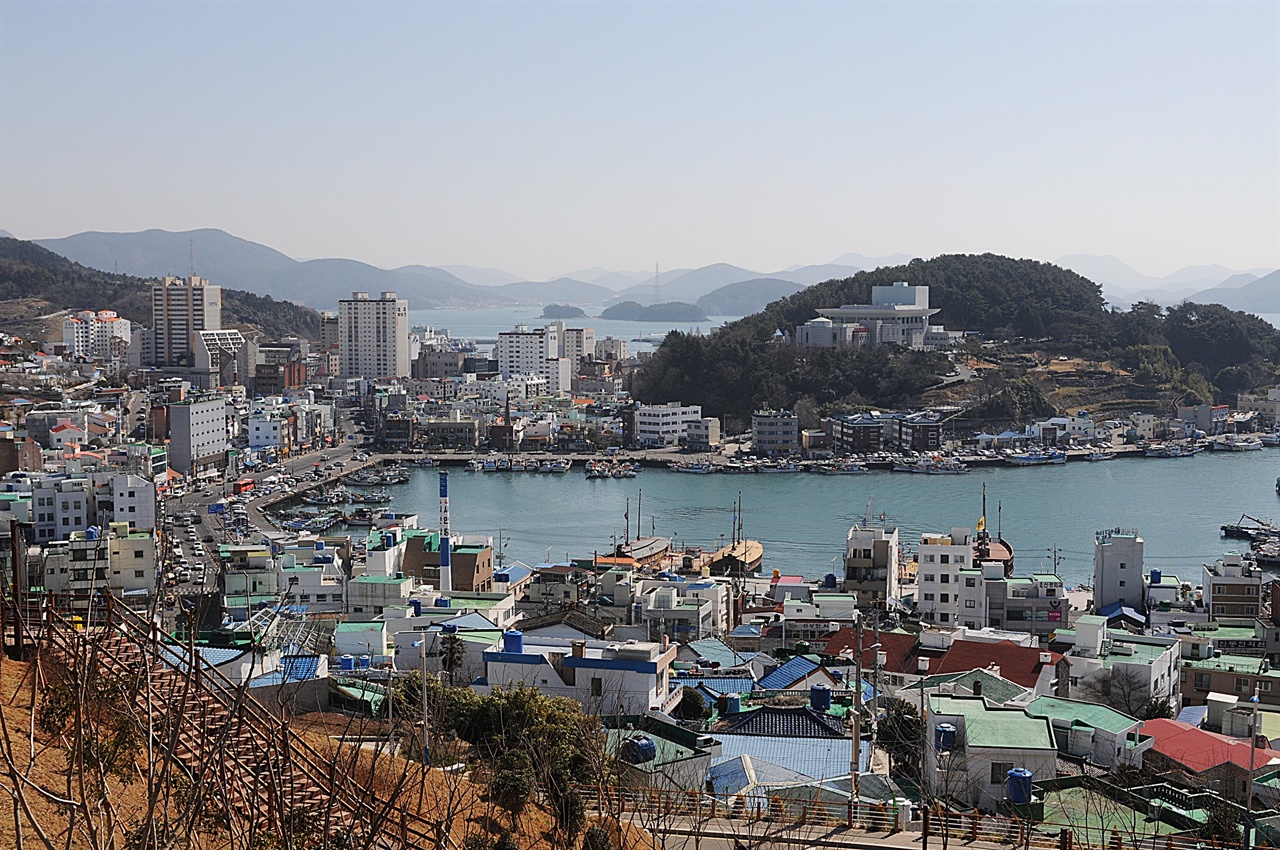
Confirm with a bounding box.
[1056,254,1277,311]
[27,228,1277,318]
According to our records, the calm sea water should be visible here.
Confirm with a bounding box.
[383,451,1280,588]
[407,306,742,354]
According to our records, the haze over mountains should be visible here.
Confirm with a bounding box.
[31,228,1277,317]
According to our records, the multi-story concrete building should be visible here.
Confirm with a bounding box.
[63,310,131,358]
[151,275,222,368]
[40,525,158,611]
[558,325,596,366]
[1092,528,1144,614]
[751,409,799,456]
[338,291,410,378]
[494,324,571,394]
[1238,389,1280,427]
[1175,403,1231,436]
[797,282,940,351]
[1203,553,1263,620]
[633,401,702,447]
[595,336,628,361]
[168,397,229,477]
[842,523,901,605]
[685,417,722,452]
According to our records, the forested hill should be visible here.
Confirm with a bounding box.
[0,238,321,339]
[632,253,1280,419]
[729,253,1107,342]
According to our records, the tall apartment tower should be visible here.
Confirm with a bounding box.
[151,275,222,367]
[1093,528,1143,613]
[337,291,410,378]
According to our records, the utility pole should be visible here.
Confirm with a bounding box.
[1247,685,1259,850]
[851,616,863,825]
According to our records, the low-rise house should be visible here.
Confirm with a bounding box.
[1052,615,1181,714]
[925,695,1058,811]
[1023,696,1152,768]
[1141,718,1280,799]
[476,632,681,715]
[1203,553,1264,620]
[758,655,841,692]
[605,715,720,792]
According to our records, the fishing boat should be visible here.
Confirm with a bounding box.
[549,459,572,473]
[349,490,392,504]
[757,460,803,473]
[410,457,438,467]
[1260,433,1280,447]
[925,458,970,474]
[813,460,869,475]
[1005,449,1067,466]
[344,507,376,526]
[1144,444,1196,459]
[1217,435,1264,451]
[669,460,715,474]
[467,459,485,472]
[1086,450,1116,461]
[496,457,512,471]
[510,458,526,472]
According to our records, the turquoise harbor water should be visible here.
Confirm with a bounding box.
[382,450,1279,588]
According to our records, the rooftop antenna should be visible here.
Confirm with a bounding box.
[653,263,661,306]
[863,497,874,527]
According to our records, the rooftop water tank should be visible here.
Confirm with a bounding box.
[502,630,524,654]
[442,622,458,634]
[1150,569,1162,586]
[358,655,371,670]
[1007,768,1033,805]
[823,573,838,588]
[434,597,451,608]
[810,684,832,712]
[409,598,422,616]
[726,693,741,714]
[621,735,657,764]
[340,654,355,672]
[316,540,325,551]
[935,723,957,752]
[86,526,98,541]
[382,532,395,549]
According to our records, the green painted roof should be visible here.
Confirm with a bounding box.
[1025,696,1138,735]
[350,575,411,584]
[929,695,1055,750]
[1185,653,1280,677]
[335,621,386,633]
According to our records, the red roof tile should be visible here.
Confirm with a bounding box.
[1143,718,1280,774]
[932,640,1061,689]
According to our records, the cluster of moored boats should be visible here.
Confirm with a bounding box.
[342,468,411,487]
[466,456,573,473]
[1220,514,1280,570]
[585,460,639,479]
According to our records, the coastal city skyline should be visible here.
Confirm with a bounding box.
[3,2,1277,278]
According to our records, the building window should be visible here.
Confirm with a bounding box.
[940,594,950,604]
[940,554,950,564]
[923,593,935,602]
[135,550,144,558]
[966,578,976,588]
[940,574,950,584]
[965,600,976,609]
[991,762,1013,785]
[1236,677,1251,693]
[939,613,950,623]
[134,570,144,578]
[923,574,934,582]
[591,677,603,697]
[1119,581,1125,587]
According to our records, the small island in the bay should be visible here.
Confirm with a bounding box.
[600,300,709,322]
[540,304,586,319]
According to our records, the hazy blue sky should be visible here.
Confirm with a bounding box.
[2,1,1276,279]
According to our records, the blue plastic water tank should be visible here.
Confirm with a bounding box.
[86,526,98,541]
[358,655,371,670]
[434,597,451,608]
[1006,768,1033,805]
[810,684,832,712]
[503,630,524,654]
[823,573,837,588]
[442,622,458,634]
[340,655,355,672]
[1150,569,1162,586]
[621,735,657,764]
[726,693,741,714]
[409,598,422,616]
[382,532,395,549]
[316,540,325,551]
[935,723,957,752]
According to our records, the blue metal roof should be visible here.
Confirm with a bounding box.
[759,655,821,690]
[425,612,497,631]
[708,754,814,796]
[1097,602,1147,624]
[673,675,756,697]
[713,733,863,779]
[1177,704,1209,727]
[494,565,533,584]
[730,624,762,638]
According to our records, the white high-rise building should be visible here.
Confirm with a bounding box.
[151,276,222,367]
[494,324,572,394]
[168,397,230,478]
[1093,529,1143,613]
[63,310,132,358]
[338,291,410,378]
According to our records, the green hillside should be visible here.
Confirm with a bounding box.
[0,238,321,339]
